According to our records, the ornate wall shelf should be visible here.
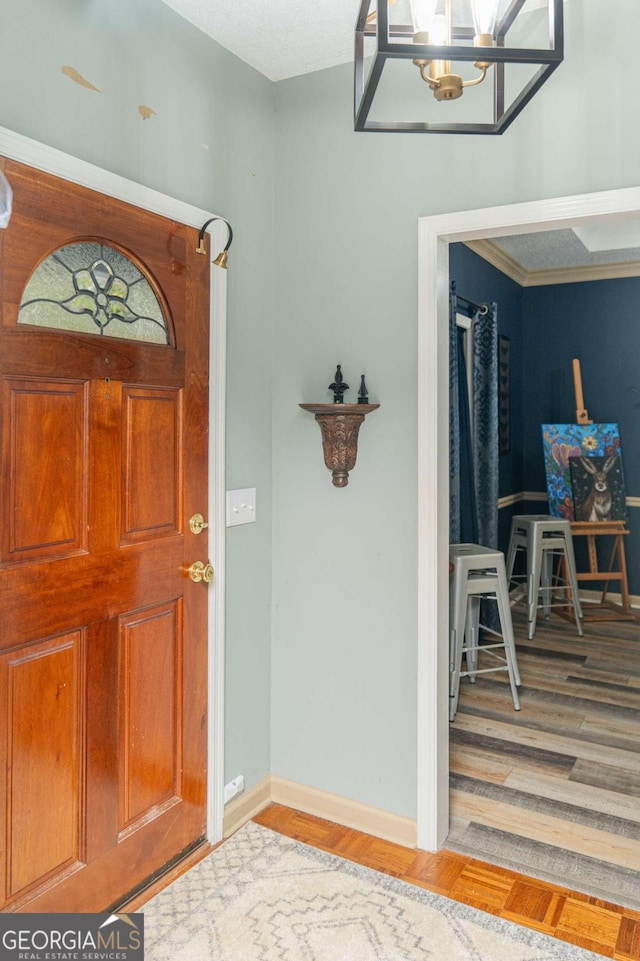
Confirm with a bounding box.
[299,403,380,487]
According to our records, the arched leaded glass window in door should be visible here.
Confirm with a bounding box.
[19,241,170,344]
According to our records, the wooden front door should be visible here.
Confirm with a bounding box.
[0,159,210,911]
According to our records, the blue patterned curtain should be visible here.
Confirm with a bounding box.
[449,286,498,550]
[449,285,462,543]
[449,283,478,544]
[472,302,499,550]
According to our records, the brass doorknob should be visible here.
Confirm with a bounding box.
[188,561,214,583]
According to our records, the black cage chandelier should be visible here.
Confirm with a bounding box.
[354,0,563,134]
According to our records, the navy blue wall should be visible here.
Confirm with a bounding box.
[448,250,640,595]
[523,277,640,594]
[449,243,524,553]
[522,278,640,496]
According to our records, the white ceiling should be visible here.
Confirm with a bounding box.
[160,0,363,82]
[465,224,640,288]
[159,0,566,83]
[495,227,640,273]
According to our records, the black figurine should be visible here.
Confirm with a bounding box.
[358,375,369,405]
[329,364,349,404]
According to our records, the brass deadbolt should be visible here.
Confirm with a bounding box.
[189,513,209,535]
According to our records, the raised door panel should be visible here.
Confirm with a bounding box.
[121,387,182,542]
[1,379,87,563]
[0,632,84,904]
[118,600,183,835]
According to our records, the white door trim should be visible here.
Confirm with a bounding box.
[0,126,227,845]
[417,184,640,852]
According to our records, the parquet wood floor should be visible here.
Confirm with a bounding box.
[255,803,640,959]
[121,611,640,956]
[448,608,640,915]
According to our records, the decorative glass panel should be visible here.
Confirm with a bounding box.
[19,242,169,344]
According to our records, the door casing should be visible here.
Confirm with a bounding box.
[0,123,227,846]
[417,184,640,852]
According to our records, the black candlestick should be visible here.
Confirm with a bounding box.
[329,364,349,404]
[358,375,369,405]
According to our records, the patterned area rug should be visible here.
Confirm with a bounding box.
[142,822,601,960]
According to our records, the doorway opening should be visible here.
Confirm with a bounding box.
[416,185,640,860]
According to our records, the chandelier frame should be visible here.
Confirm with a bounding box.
[354,0,564,134]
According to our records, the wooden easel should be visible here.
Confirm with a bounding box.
[572,358,593,425]
[567,360,636,620]
[566,521,636,620]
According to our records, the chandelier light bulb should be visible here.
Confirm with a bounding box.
[470,0,500,37]
[430,13,448,45]
[409,0,438,35]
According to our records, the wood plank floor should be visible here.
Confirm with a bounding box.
[255,803,640,959]
[448,608,640,914]
[122,609,640,956]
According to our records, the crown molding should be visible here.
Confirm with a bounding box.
[465,239,640,287]
[465,239,529,285]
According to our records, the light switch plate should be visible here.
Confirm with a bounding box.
[226,488,257,527]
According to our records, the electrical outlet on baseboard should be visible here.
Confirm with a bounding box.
[224,774,245,805]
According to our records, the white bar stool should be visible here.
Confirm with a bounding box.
[506,514,583,640]
[449,544,521,722]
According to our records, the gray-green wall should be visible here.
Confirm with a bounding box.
[3,0,640,824]
[1,0,274,793]
[271,0,640,819]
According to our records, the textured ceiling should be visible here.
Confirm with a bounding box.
[493,228,640,272]
[159,0,565,82]
[160,0,362,81]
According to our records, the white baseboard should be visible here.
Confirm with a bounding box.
[222,774,418,848]
[223,775,271,838]
[511,586,640,611]
[579,588,640,610]
[270,776,417,849]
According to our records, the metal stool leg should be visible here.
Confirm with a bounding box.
[449,567,469,720]
[562,531,584,634]
[495,555,521,688]
[465,594,481,683]
[527,529,544,640]
[506,519,518,585]
[494,580,521,707]
[466,584,521,713]
[541,547,553,619]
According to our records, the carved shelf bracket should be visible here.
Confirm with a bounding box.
[299,403,380,487]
